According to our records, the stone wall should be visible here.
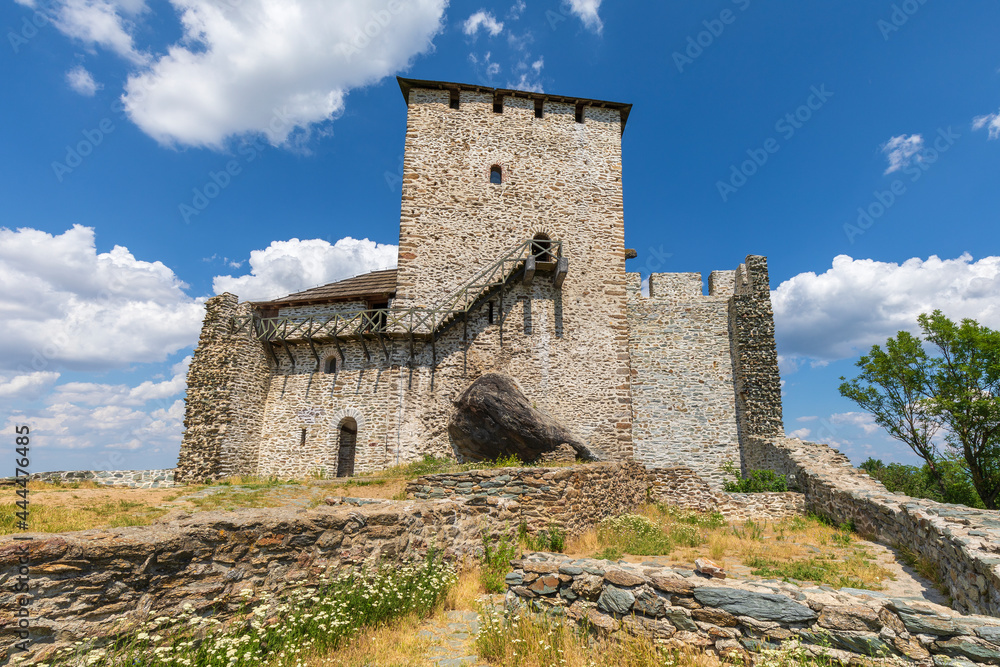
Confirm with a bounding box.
[745,436,1000,617]
[391,85,634,462]
[505,553,1000,665]
[177,295,272,482]
[627,270,741,488]
[0,500,489,664]
[729,257,784,459]
[406,462,648,536]
[646,467,805,521]
[0,469,176,489]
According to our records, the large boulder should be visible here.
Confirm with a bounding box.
[447,373,600,462]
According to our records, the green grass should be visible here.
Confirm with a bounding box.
[747,553,882,589]
[480,530,520,593]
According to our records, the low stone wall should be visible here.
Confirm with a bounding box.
[647,467,805,521]
[406,462,648,536]
[745,437,1000,617]
[0,500,487,664]
[0,469,177,488]
[505,553,1000,665]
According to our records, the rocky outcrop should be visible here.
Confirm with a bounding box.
[506,552,1000,665]
[448,373,601,462]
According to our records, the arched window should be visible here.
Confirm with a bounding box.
[489,165,502,185]
[531,233,554,262]
[323,356,337,374]
[336,417,357,478]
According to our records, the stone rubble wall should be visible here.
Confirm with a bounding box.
[177,295,272,482]
[745,436,1000,617]
[730,257,784,456]
[627,271,741,488]
[646,467,805,521]
[0,469,177,489]
[406,462,648,536]
[0,500,491,664]
[505,553,1000,665]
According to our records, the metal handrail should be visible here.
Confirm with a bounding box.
[231,239,562,343]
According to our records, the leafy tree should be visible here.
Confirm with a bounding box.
[841,311,1000,509]
[859,457,983,508]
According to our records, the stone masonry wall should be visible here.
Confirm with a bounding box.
[390,85,634,462]
[0,469,176,489]
[646,467,805,521]
[745,436,1000,617]
[505,552,1000,665]
[730,257,784,460]
[177,295,272,482]
[406,462,648,536]
[0,500,490,664]
[627,270,741,488]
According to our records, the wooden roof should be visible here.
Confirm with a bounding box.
[253,269,397,308]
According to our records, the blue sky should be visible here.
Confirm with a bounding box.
[2,0,999,472]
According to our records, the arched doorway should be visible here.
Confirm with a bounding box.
[336,417,357,477]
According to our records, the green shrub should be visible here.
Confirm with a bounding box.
[597,514,675,556]
[481,529,520,593]
[860,457,984,508]
[722,460,788,493]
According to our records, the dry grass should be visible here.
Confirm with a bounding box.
[566,506,894,591]
[0,497,169,535]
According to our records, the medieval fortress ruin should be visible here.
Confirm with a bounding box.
[5,78,1000,666]
[177,77,783,488]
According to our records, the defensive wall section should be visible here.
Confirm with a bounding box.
[745,436,1000,617]
[177,294,271,482]
[626,255,783,488]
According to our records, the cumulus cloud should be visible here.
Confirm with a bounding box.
[0,372,61,400]
[50,0,150,64]
[787,427,811,439]
[564,0,602,32]
[213,236,398,302]
[830,412,880,435]
[122,0,446,148]
[508,0,526,20]
[66,65,102,95]
[773,254,1000,363]
[464,10,504,37]
[881,134,924,174]
[0,225,204,372]
[53,357,189,407]
[973,110,1000,140]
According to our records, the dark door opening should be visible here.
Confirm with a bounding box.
[337,418,357,477]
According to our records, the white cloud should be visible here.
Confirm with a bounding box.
[830,412,880,435]
[508,0,526,20]
[0,225,204,372]
[796,415,818,422]
[787,428,811,439]
[881,134,924,174]
[973,110,1000,140]
[66,65,102,96]
[51,0,150,64]
[122,0,447,148]
[5,398,185,455]
[464,10,504,37]
[0,372,61,400]
[773,253,1000,363]
[508,56,543,92]
[53,358,189,407]
[564,0,602,33]
[212,236,398,302]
